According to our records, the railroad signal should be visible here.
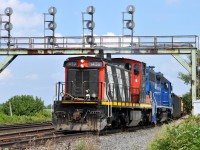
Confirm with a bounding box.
[44,6,57,46]
[87,6,95,14]
[0,7,13,48]
[82,6,95,47]
[4,22,13,31]
[48,6,57,15]
[48,21,57,30]
[86,20,95,30]
[126,20,135,30]
[122,5,135,45]
[86,36,95,45]
[127,5,135,14]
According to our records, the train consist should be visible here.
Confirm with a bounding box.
[52,56,182,131]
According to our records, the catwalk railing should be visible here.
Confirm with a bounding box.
[0,35,198,51]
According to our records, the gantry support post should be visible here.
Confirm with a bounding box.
[0,55,17,73]
[192,50,199,115]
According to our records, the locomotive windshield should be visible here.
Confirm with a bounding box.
[67,69,99,99]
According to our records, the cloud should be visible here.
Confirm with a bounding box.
[0,0,34,12]
[24,74,38,80]
[0,0,43,36]
[0,68,12,80]
[104,32,116,36]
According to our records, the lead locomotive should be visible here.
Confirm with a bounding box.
[52,56,182,131]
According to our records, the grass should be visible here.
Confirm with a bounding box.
[0,110,52,125]
[75,140,99,150]
[148,115,200,150]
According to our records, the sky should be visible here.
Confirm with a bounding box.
[0,0,199,105]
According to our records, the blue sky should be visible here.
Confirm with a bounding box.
[0,0,199,105]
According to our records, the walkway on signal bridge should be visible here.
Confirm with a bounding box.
[0,35,198,55]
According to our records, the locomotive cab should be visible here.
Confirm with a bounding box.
[62,57,105,101]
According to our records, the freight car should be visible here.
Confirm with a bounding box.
[52,56,182,131]
[171,93,182,118]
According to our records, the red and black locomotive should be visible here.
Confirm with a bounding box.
[52,56,182,131]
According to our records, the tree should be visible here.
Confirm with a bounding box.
[1,95,45,116]
[178,54,200,113]
[45,104,53,109]
[182,92,192,114]
[178,55,192,85]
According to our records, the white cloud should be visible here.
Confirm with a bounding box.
[0,0,34,12]
[24,74,38,80]
[0,68,12,80]
[0,0,43,36]
[104,32,116,36]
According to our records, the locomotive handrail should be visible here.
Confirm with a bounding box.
[55,82,65,101]
[106,83,113,117]
[56,81,105,101]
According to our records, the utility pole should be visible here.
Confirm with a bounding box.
[9,101,12,117]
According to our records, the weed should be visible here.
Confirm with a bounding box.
[148,115,200,150]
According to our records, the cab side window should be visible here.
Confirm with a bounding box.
[164,83,168,91]
[134,64,139,75]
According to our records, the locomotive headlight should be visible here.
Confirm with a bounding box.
[80,64,84,68]
[88,62,103,67]
[91,93,97,98]
[80,59,85,63]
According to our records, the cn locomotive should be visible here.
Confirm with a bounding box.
[52,56,182,131]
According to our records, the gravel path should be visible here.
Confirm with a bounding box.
[29,126,161,150]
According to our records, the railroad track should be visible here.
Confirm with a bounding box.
[98,124,156,135]
[0,122,93,149]
[0,122,159,149]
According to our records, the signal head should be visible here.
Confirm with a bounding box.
[4,22,13,31]
[127,5,135,14]
[4,7,13,16]
[48,6,57,15]
[87,6,95,14]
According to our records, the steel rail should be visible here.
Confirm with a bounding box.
[0,122,52,131]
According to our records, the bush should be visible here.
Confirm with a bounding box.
[148,115,200,150]
[0,110,51,125]
[182,92,192,114]
[1,95,45,116]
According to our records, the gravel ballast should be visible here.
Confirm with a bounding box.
[29,126,161,150]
